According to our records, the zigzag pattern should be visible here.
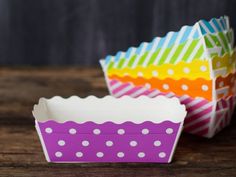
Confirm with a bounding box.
[105,16,229,65]
[105,30,233,71]
[107,79,236,138]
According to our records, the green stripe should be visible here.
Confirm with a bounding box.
[169,44,185,64]
[219,32,229,52]
[127,55,137,68]
[193,45,204,60]
[209,35,225,54]
[137,52,148,66]
[182,40,198,62]
[147,49,160,66]
[107,61,114,70]
[117,58,125,69]
[204,36,214,48]
[157,47,172,65]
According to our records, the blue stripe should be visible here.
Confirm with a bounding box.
[179,27,192,44]
[212,18,221,31]
[220,18,226,30]
[105,55,112,64]
[136,43,146,55]
[193,30,199,39]
[147,38,156,51]
[167,32,178,47]
[204,21,215,33]
[200,25,207,35]
[155,38,165,50]
[115,52,122,62]
[125,48,133,59]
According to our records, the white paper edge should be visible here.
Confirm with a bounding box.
[33,95,187,124]
[168,121,184,163]
[35,120,51,162]
[100,60,112,95]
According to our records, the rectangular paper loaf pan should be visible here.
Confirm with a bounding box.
[32,96,187,163]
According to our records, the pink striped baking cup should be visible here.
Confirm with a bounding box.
[107,79,236,138]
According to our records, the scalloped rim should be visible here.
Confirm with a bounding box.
[32,95,187,123]
[103,16,229,64]
[107,69,236,83]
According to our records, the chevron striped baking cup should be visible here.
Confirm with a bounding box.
[32,96,187,163]
[104,16,230,65]
[102,29,234,71]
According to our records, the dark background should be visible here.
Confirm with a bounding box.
[0,0,235,66]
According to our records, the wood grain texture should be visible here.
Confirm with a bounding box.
[0,0,235,66]
[0,67,236,177]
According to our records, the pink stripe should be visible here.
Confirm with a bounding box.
[119,87,142,97]
[109,80,118,86]
[148,91,160,98]
[135,90,152,97]
[186,99,209,111]
[180,97,194,105]
[112,83,131,94]
[184,118,211,132]
[185,107,212,124]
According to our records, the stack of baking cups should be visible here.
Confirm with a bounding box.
[100,16,236,138]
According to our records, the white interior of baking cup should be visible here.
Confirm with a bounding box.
[32,95,187,123]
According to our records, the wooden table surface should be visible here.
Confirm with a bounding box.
[0,67,236,177]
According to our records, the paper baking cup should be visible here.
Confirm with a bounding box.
[104,79,236,138]
[103,29,234,71]
[32,96,187,163]
[104,16,230,66]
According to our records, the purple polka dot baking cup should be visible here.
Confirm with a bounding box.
[32,96,187,163]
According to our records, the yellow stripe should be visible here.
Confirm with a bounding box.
[108,60,211,80]
[212,51,236,70]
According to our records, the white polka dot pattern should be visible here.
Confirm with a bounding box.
[159,152,166,158]
[39,121,180,163]
[163,84,169,90]
[154,140,161,147]
[130,141,138,147]
[45,127,53,134]
[138,152,145,158]
[141,129,149,135]
[93,129,101,135]
[69,128,77,134]
[117,152,125,158]
[166,128,174,134]
[76,152,83,158]
[82,140,89,147]
[117,129,125,135]
[106,141,113,147]
[58,140,65,146]
[96,152,104,158]
[201,85,209,91]
[55,151,62,158]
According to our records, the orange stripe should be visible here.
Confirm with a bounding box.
[216,72,236,98]
[109,75,212,100]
